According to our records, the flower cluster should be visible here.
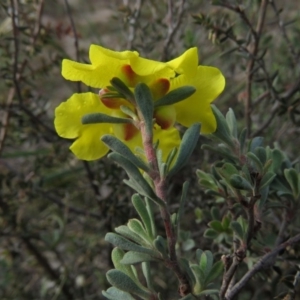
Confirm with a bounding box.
[54,45,225,160]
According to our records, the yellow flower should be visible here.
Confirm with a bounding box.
[55,45,225,161]
[55,92,181,161]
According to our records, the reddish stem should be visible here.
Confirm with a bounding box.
[139,122,191,296]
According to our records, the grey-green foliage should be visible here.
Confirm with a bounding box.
[198,107,300,242]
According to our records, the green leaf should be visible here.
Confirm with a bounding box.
[120,251,156,265]
[190,264,205,292]
[134,83,154,136]
[179,294,197,300]
[230,174,253,191]
[230,221,245,240]
[168,123,201,177]
[196,249,203,262]
[210,106,235,149]
[82,113,132,125]
[154,86,196,107]
[247,152,263,172]
[102,287,135,300]
[204,229,218,239]
[111,248,137,280]
[106,269,151,299]
[120,105,138,119]
[260,172,276,190]
[142,262,154,290]
[182,239,196,251]
[248,137,264,153]
[226,108,238,138]
[271,149,284,172]
[201,144,238,162]
[110,77,135,103]
[102,135,149,172]
[208,220,223,232]
[222,215,231,230]
[115,225,146,247]
[132,194,154,238]
[255,147,267,165]
[105,233,156,255]
[239,128,247,153]
[145,198,157,237]
[108,153,162,205]
[179,258,196,287]
[127,219,152,244]
[196,289,219,296]
[177,181,190,235]
[284,168,300,198]
[211,206,221,220]
[205,261,224,283]
[165,147,178,172]
[199,251,213,277]
[217,163,239,181]
[153,236,168,258]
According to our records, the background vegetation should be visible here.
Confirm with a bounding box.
[0,0,299,299]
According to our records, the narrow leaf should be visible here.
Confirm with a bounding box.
[154,86,196,107]
[168,123,201,177]
[132,194,154,238]
[111,248,137,280]
[108,153,160,204]
[210,106,235,149]
[260,172,276,190]
[127,219,152,244]
[205,261,224,283]
[284,168,300,198]
[142,262,154,290]
[106,270,150,299]
[230,174,253,191]
[121,251,156,265]
[226,108,237,138]
[82,113,132,124]
[177,181,190,235]
[230,221,245,240]
[102,287,135,300]
[102,135,149,172]
[134,83,154,136]
[110,77,135,102]
[115,225,146,246]
[105,233,156,255]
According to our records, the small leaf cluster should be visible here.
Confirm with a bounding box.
[198,107,300,246]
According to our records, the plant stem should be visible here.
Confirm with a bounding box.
[139,122,191,296]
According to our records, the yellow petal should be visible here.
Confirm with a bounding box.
[167,47,198,76]
[70,125,110,161]
[153,126,181,162]
[62,46,139,88]
[54,92,113,160]
[171,65,225,133]
[89,44,138,65]
[130,56,175,79]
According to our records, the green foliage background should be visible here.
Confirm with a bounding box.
[0,0,299,299]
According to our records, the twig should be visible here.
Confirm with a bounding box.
[244,0,268,137]
[252,102,281,137]
[270,0,299,64]
[22,237,74,300]
[63,0,81,93]
[162,0,186,61]
[82,161,102,200]
[126,0,143,50]
[37,189,105,221]
[10,0,23,105]
[0,88,15,156]
[225,233,300,300]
